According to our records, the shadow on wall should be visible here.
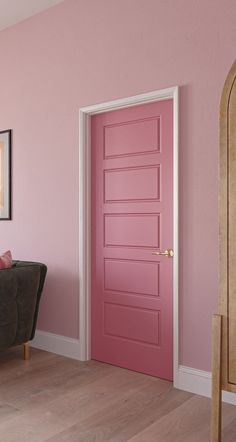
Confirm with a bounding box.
[37,266,79,339]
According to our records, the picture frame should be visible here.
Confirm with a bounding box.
[0,130,12,220]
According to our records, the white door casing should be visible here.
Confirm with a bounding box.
[79,86,179,386]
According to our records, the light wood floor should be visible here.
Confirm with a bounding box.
[0,348,236,441]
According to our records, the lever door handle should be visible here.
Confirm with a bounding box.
[152,249,174,258]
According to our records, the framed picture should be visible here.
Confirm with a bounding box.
[0,130,12,220]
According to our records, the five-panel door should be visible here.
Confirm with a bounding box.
[91,99,173,379]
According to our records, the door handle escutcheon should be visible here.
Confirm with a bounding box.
[152,249,174,258]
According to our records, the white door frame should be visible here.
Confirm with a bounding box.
[79,86,179,386]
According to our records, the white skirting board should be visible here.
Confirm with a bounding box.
[177,365,236,406]
[31,330,81,360]
[31,330,236,405]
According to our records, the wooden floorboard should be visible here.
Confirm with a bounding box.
[0,347,235,441]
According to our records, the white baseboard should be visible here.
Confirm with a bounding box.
[31,330,81,360]
[30,332,236,406]
[177,365,236,406]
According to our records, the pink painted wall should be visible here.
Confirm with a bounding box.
[0,0,235,371]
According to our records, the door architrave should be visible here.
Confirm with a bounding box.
[79,86,179,386]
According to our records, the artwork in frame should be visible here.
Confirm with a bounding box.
[0,130,11,220]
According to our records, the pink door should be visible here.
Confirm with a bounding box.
[91,99,173,380]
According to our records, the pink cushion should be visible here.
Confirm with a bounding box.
[0,250,12,269]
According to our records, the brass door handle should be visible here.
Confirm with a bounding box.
[152,249,174,258]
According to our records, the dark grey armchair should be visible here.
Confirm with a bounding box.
[0,260,47,359]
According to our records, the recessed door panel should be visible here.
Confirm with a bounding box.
[104,303,160,346]
[104,166,160,203]
[104,117,160,158]
[104,214,160,248]
[104,258,160,297]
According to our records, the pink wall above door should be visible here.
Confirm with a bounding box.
[0,0,235,371]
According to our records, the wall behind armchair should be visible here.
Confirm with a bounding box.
[0,0,235,372]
